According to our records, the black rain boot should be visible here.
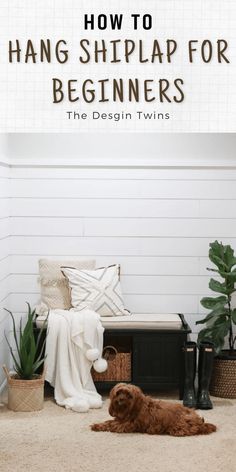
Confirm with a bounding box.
[197,342,215,410]
[182,342,197,408]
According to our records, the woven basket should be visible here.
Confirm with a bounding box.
[2,365,45,412]
[210,357,236,399]
[92,345,131,382]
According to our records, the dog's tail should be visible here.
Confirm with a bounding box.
[200,421,217,434]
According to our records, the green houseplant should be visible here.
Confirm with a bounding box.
[196,240,236,398]
[3,303,47,411]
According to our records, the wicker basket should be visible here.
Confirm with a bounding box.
[2,365,45,412]
[92,345,131,382]
[210,358,236,399]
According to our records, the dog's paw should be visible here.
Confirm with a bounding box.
[90,423,101,432]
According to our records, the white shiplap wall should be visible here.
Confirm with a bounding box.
[0,136,10,390]
[7,133,236,350]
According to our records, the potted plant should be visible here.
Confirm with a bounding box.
[196,240,236,398]
[2,303,47,412]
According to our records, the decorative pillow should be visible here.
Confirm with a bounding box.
[61,264,129,317]
[37,258,96,314]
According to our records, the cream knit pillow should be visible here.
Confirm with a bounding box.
[37,258,96,314]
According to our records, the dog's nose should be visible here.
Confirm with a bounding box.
[117,395,126,405]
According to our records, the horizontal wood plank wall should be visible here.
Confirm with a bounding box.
[9,164,236,342]
[0,161,10,388]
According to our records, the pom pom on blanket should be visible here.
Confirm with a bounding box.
[85,348,108,374]
[93,358,108,373]
[86,348,100,362]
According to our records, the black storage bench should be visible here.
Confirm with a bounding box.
[35,313,191,399]
[94,314,191,399]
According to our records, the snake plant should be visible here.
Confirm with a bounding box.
[5,303,47,380]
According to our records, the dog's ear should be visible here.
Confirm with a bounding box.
[129,386,144,418]
[127,384,143,400]
[108,385,118,417]
[133,385,143,397]
[109,401,115,417]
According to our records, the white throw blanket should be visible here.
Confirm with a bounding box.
[45,309,104,412]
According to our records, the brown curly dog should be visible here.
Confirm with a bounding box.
[91,383,216,436]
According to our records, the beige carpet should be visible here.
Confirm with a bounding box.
[0,388,236,472]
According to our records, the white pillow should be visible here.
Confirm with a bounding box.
[61,264,129,317]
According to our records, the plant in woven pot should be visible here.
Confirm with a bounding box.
[3,303,47,412]
[196,240,236,398]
